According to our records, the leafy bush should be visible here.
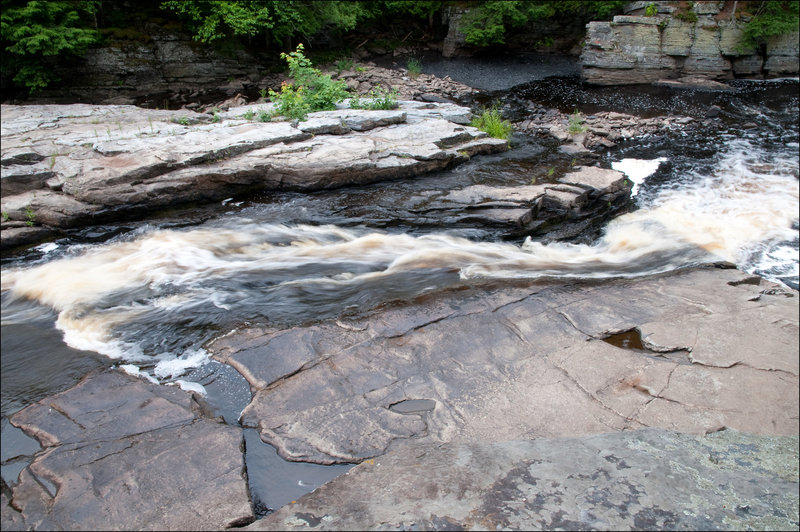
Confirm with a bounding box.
[645,3,658,17]
[567,109,587,135]
[335,58,354,74]
[269,82,312,121]
[349,87,399,110]
[268,44,349,121]
[470,106,513,140]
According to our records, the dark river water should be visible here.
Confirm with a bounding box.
[1,59,798,516]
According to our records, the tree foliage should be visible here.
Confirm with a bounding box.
[740,0,800,49]
[160,0,370,46]
[459,0,627,46]
[1,0,101,93]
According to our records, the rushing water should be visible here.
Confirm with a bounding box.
[1,74,798,513]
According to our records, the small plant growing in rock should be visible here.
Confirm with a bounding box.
[355,65,366,73]
[674,10,698,23]
[470,106,513,141]
[24,206,35,226]
[212,111,221,123]
[568,109,587,135]
[2,212,9,222]
[349,87,399,110]
[406,57,422,78]
[175,116,190,126]
[645,3,658,16]
[258,88,268,100]
[257,109,271,122]
[243,109,255,120]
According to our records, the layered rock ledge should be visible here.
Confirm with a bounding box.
[581,3,799,85]
[0,101,506,250]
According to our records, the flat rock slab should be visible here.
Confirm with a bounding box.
[209,267,798,465]
[1,102,506,247]
[3,370,253,530]
[249,428,799,531]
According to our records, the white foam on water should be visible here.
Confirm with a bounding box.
[119,364,160,384]
[173,380,208,396]
[611,157,667,196]
[35,242,60,254]
[153,349,209,380]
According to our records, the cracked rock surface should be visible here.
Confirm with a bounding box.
[4,370,253,530]
[248,428,799,531]
[2,266,797,530]
[210,266,798,465]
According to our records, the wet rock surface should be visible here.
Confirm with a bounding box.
[249,428,799,531]
[3,370,253,530]
[209,267,798,467]
[0,101,506,250]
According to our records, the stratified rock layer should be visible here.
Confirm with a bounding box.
[582,4,799,85]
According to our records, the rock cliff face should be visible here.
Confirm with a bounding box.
[582,1,799,85]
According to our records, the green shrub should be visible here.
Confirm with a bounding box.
[258,109,271,122]
[645,3,658,17]
[243,109,255,120]
[470,106,513,141]
[269,83,312,121]
[335,58,354,73]
[349,87,399,110]
[268,44,349,121]
[568,109,587,135]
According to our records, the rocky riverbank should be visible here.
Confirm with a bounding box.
[1,94,656,251]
